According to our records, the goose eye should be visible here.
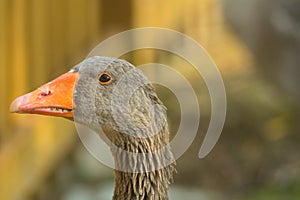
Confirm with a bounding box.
[98,72,112,85]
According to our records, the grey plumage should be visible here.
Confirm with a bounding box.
[73,57,176,200]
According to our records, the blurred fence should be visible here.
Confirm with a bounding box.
[0,0,251,199]
[0,1,101,199]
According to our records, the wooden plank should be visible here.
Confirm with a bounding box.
[29,0,50,87]
[9,0,28,98]
[0,0,7,143]
[65,0,88,63]
[49,0,68,75]
[86,0,101,47]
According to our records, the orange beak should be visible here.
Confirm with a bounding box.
[10,72,79,119]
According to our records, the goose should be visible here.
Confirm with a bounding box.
[10,56,176,200]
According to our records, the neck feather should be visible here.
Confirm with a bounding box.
[113,165,175,200]
[109,127,176,200]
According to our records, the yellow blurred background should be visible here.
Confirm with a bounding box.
[1,0,299,199]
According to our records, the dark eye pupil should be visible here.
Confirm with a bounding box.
[99,74,111,82]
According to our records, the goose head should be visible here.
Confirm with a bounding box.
[10,56,176,200]
[11,56,166,140]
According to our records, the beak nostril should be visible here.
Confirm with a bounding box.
[41,90,51,96]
